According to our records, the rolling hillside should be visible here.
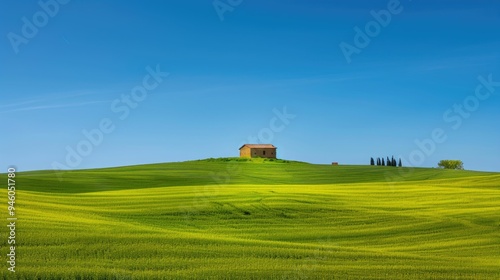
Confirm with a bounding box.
[18,158,500,193]
[3,159,500,279]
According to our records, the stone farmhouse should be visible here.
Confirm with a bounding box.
[239,144,277,159]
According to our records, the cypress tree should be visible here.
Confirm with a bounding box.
[398,158,402,167]
[370,157,375,166]
[382,158,385,166]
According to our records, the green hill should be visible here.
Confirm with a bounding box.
[19,157,499,193]
[3,159,500,279]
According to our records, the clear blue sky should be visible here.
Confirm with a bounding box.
[1,0,499,172]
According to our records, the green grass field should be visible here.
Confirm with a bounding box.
[2,158,500,279]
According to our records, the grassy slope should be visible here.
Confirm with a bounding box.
[3,159,500,279]
[17,158,500,193]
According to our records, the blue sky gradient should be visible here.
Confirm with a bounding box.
[1,0,499,171]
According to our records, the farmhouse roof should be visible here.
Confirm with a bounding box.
[239,144,276,150]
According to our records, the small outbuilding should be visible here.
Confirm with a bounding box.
[239,144,277,159]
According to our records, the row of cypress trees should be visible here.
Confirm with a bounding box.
[370,156,402,167]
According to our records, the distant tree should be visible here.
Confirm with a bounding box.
[377,158,380,166]
[381,158,385,166]
[387,157,391,166]
[391,156,396,167]
[370,157,375,166]
[398,158,402,167]
[438,160,464,170]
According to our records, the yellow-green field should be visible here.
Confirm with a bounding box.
[3,158,500,279]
